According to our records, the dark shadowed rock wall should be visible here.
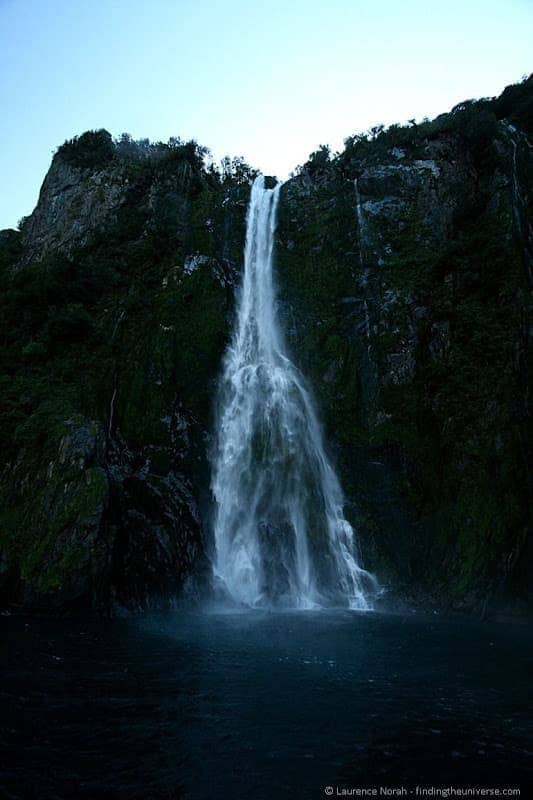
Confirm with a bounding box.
[0,79,531,616]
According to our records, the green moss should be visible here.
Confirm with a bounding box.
[275,86,530,607]
[0,413,108,599]
[1,77,531,611]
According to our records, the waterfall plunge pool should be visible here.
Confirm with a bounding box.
[1,609,531,798]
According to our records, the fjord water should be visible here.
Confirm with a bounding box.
[211,176,377,609]
[2,610,531,798]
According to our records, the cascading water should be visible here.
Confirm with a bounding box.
[211,176,378,610]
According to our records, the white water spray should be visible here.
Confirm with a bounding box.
[211,176,378,609]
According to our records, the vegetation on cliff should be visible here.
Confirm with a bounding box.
[0,137,253,610]
[277,75,532,614]
[0,77,531,614]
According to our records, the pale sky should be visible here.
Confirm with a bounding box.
[0,0,531,229]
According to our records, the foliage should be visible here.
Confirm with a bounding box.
[57,129,115,168]
[340,77,533,170]
[0,75,531,612]
[276,76,532,608]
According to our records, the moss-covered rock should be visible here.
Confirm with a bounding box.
[0,78,531,616]
[0,136,250,613]
[275,83,531,616]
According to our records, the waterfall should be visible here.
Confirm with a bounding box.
[501,120,533,287]
[211,175,378,610]
[354,177,365,247]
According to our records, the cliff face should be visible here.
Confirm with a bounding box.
[0,80,531,615]
[0,134,250,611]
[276,107,532,615]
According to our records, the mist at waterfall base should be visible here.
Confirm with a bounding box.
[211,176,378,610]
[2,611,531,798]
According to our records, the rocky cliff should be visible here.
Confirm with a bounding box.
[0,79,531,616]
[0,134,251,612]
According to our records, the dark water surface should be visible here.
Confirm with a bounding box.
[1,609,531,799]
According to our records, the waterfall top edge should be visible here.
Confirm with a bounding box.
[253,174,283,192]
